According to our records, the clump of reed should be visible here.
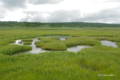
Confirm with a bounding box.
[64,37,100,47]
[42,42,67,50]
[96,37,120,42]
[22,39,33,42]
[38,37,59,42]
[35,41,45,47]
[117,42,120,47]
[23,42,32,45]
[0,45,32,55]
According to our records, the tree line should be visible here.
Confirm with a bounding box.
[0,21,120,27]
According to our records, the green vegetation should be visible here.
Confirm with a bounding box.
[0,23,120,80]
[64,37,101,47]
[23,42,32,45]
[36,37,66,50]
[18,41,22,44]
[42,42,67,50]
[38,37,59,42]
[0,45,32,55]
[117,42,120,47]
[0,21,120,27]
[35,41,45,47]
[22,39,33,42]
[96,37,120,42]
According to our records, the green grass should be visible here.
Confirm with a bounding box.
[0,27,120,80]
[18,41,22,44]
[117,42,120,47]
[42,42,67,50]
[23,42,32,45]
[96,37,120,42]
[35,41,45,47]
[38,37,59,42]
[22,39,33,42]
[0,45,32,55]
[64,37,101,47]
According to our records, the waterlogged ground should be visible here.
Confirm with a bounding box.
[14,36,92,53]
[13,36,118,53]
[0,28,120,80]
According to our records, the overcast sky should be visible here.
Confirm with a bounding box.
[0,0,120,23]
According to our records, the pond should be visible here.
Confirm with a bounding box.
[100,40,118,48]
[67,46,90,53]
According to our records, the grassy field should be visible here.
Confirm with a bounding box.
[0,27,120,80]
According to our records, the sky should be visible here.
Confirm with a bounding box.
[0,0,120,23]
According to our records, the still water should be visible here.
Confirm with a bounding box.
[67,46,90,53]
[100,40,118,48]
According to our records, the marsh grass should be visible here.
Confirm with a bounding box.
[117,42,120,47]
[18,41,22,44]
[35,41,45,47]
[42,42,67,50]
[35,37,61,47]
[0,27,120,80]
[22,39,33,42]
[96,37,120,42]
[38,37,59,42]
[64,37,101,47]
[23,42,32,45]
[0,45,32,55]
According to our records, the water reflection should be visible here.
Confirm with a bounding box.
[67,46,90,53]
[14,39,23,45]
[28,38,46,54]
[100,40,117,48]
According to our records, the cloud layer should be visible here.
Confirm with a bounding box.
[20,7,120,23]
[0,0,120,23]
[28,0,64,4]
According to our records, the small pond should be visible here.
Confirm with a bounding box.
[67,46,90,53]
[100,40,118,48]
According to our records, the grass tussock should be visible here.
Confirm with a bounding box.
[35,41,45,47]
[0,45,32,55]
[79,58,109,71]
[38,37,59,42]
[23,42,32,45]
[22,39,33,42]
[64,37,100,47]
[42,42,67,50]
[96,37,120,42]
[117,42,120,47]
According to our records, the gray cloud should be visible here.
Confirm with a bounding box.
[28,0,64,4]
[48,10,81,22]
[0,0,26,9]
[20,7,120,23]
[80,7,120,23]
[20,10,81,22]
